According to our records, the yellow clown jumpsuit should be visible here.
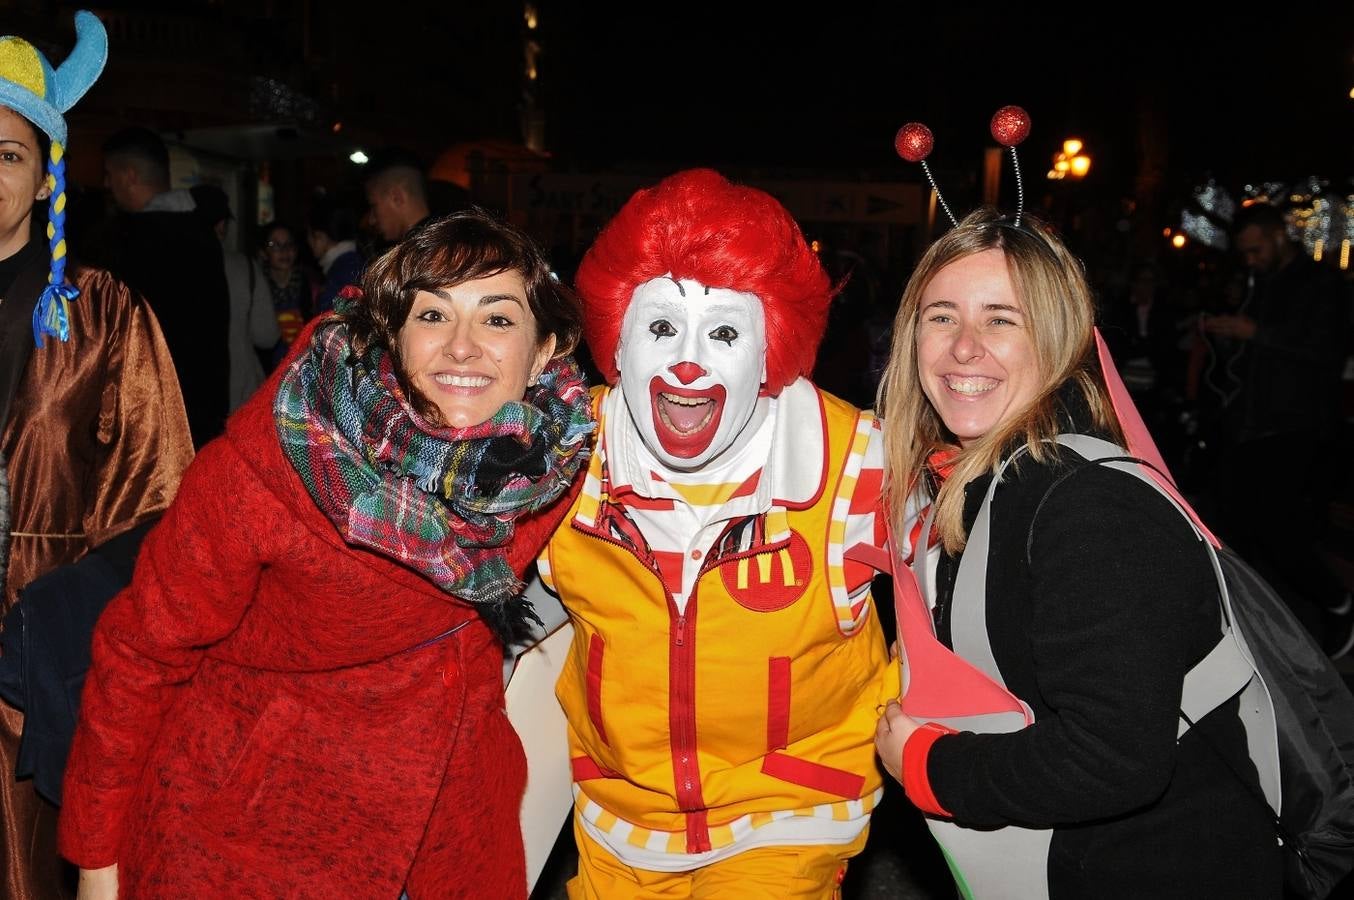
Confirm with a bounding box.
[541,383,898,898]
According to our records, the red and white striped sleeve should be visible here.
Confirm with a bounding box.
[842,419,889,597]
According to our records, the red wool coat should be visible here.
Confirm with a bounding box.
[57,336,575,899]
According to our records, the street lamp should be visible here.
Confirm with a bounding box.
[1047,138,1091,180]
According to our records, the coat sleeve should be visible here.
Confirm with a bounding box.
[80,270,194,548]
[924,466,1216,827]
[58,437,265,867]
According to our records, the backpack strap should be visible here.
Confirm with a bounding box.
[1048,435,1255,733]
[1048,434,1280,813]
[946,448,1028,689]
[913,499,939,606]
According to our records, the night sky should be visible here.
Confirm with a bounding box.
[53,1,1351,222]
[520,3,1354,200]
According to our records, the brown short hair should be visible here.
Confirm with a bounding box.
[343,207,582,418]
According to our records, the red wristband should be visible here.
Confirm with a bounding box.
[902,722,956,817]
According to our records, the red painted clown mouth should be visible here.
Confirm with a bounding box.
[648,376,727,459]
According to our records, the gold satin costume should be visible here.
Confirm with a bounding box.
[0,255,192,899]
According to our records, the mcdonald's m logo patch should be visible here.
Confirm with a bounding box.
[720,530,813,612]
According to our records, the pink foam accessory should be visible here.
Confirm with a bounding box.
[1093,327,1219,547]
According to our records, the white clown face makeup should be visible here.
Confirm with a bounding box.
[617,276,768,470]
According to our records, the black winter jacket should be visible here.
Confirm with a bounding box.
[927,422,1282,898]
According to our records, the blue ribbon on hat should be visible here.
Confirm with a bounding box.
[32,282,78,346]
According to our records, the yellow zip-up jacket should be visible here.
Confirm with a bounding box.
[542,382,897,865]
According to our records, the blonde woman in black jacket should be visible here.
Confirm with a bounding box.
[873,208,1281,899]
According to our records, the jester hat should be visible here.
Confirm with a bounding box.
[0,10,108,346]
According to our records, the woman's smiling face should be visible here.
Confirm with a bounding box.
[915,248,1041,448]
[0,106,47,260]
[397,269,555,428]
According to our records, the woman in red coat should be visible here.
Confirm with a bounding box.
[58,210,595,899]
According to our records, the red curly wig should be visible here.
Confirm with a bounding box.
[574,168,832,394]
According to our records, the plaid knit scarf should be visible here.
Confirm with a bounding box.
[275,316,594,637]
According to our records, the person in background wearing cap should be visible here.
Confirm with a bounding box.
[537,169,900,897]
[0,12,193,900]
[190,184,278,412]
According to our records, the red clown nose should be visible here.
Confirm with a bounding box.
[668,361,708,385]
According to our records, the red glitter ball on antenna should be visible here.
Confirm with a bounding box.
[990,106,1031,147]
[894,123,934,162]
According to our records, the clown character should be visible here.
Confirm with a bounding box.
[538,169,901,897]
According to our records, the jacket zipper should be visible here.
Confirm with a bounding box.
[669,590,709,851]
[572,516,711,852]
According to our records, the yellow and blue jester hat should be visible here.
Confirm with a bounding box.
[0,11,108,347]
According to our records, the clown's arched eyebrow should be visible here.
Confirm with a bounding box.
[661,278,714,298]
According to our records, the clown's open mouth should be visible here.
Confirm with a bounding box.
[646,377,727,458]
[657,392,716,434]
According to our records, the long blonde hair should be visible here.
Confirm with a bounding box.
[876,207,1123,553]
